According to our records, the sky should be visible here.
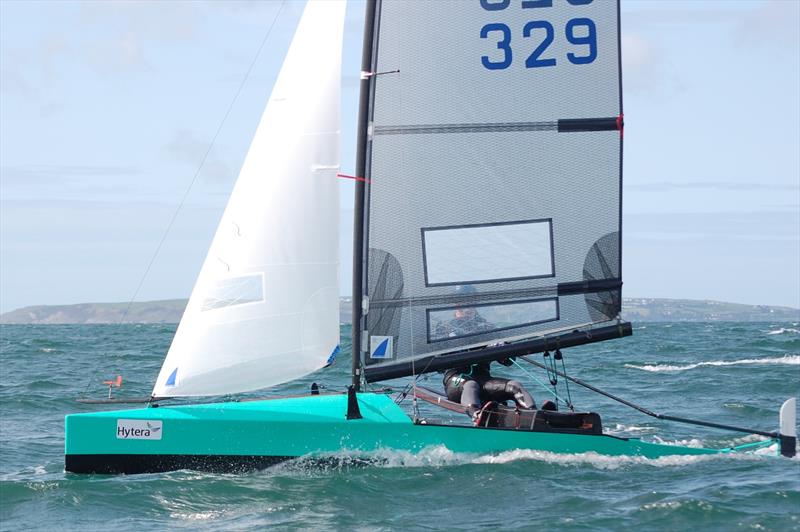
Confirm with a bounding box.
[1,0,798,314]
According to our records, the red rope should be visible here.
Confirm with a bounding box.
[616,113,624,139]
[337,173,372,184]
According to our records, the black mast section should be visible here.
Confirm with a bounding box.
[351,0,378,391]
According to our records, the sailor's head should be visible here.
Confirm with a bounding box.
[454,285,477,319]
[454,307,475,319]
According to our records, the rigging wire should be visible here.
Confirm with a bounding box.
[395,356,436,410]
[80,1,287,399]
[510,358,568,405]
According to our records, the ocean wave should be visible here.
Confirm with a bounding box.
[625,355,800,372]
[276,444,768,473]
[606,423,658,436]
[767,328,800,335]
[649,436,707,448]
[168,510,225,522]
[468,449,736,469]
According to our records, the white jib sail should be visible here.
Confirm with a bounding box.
[153,0,345,397]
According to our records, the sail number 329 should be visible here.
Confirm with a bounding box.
[480,0,597,70]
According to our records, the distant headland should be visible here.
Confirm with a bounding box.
[1,298,797,324]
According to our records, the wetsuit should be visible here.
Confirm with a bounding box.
[436,310,536,417]
[443,362,536,417]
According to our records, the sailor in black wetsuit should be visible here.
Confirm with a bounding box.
[436,286,536,424]
[443,361,536,424]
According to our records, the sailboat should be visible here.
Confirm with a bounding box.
[65,0,796,474]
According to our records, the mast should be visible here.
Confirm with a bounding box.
[351,0,378,391]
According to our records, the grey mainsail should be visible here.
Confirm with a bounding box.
[353,0,627,383]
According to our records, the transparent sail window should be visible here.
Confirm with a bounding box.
[427,297,559,343]
[422,219,554,286]
[201,274,264,312]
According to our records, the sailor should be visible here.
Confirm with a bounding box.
[443,360,537,425]
[437,285,538,424]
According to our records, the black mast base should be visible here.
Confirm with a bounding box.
[346,385,363,420]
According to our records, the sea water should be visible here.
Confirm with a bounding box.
[1,322,798,530]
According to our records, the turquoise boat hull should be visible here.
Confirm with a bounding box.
[65,392,723,474]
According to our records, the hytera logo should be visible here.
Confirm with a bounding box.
[116,419,163,440]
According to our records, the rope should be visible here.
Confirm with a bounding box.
[543,350,559,407]
[555,349,574,411]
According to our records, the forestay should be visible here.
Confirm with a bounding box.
[153,0,345,397]
[358,0,624,381]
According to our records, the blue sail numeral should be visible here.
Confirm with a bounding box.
[523,21,556,68]
[566,18,597,64]
[521,0,553,7]
[480,23,513,70]
[481,0,593,8]
[480,0,511,10]
[479,0,598,70]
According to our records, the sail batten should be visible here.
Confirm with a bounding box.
[373,117,621,136]
[153,0,346,398]
[356,0,625,381]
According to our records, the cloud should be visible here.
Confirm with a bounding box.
[624,1,799,52]
[734,0,800,52]
[621,32,661,92]
[0,164,145,204]
[623,2,747,26]
[206,0,271,14]
[78,1,199,43]
[76,1,202,74]
[0,34,70,100]
[0,64,35,97]
[1,164,139,181]
[162,131,233,183]
[87,30,150,74]
[626,210,800,240]
[628,181,799,192]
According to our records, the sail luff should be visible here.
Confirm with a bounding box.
[153,0,346,398]
[351,0,380,391]
[616,0,625,312]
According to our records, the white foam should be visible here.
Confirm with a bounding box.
[625,355,800,373]
[752,443,781,456]
[467,448,751,469]
[767,328,799,335]
[650,435,706,448]
[284,444,767,472]
[606,423,657,436]
[169,511,223,521]
[641,500,714,511]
